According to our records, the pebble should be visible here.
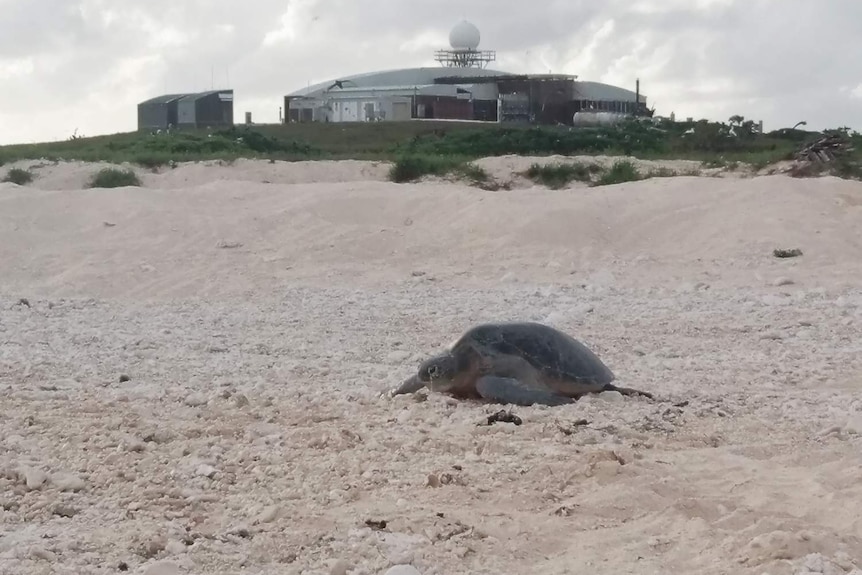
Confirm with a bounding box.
[195,464,217,479]
[122,437,147,453]
[164,540,187,556]
[384,566,421,575]
[21,467,48,491]
[329,559,352,575]
[387,351,412,363]
[761,294,791,306]
[396,410,413,424]
[801,553,846,575]
[53,504,78,518]
[142,560,181,575]
[29,546,57,562]
[184,393,208,407]
[52,472,86,492]
[597,391,623,402]
[256,505,280,524]
[387,549,415,565]
[844,416,862,435]
[772,277,794,287]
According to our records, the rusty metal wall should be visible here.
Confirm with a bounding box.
[415,95,473,120]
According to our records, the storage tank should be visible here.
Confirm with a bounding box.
[572,111,627,127]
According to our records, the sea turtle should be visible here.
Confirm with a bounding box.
[389,321,653,406]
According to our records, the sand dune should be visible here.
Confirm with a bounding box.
[1,158,862,575]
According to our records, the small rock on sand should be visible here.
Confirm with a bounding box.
[329,559,352,575]
[52,472,86,492]
[256,504,280,524]
[195,464,217,479]
[384,566,421,575]
[598,391,624,402]
[142,561,182,575]
[184,393,208,407]
[21,467,48,491]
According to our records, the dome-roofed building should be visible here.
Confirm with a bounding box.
[283,20,649,125]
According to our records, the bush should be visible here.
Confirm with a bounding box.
[88,167,141,188]
[389,155,466,182]
[395,121,667,158]
[132,153,174,170]
[2,167,34,185]
[645,167,680,178]
[524,162,602,189]
[594,160,642,186]
[455,163,492,186]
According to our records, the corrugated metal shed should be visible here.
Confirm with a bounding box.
[137,93,191,130]
[139,94,189,105]
[138,90,234,130]
[177,90,234,128]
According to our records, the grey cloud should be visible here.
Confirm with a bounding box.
[1,0,861,144]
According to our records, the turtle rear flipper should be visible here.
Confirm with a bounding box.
[389,374,425,396]
[476,375,574,407]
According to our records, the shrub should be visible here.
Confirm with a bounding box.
[88,167,141,188]
[389,155,466,183]
[594,160,642,186]
[2,167,34,185]
[132,154,173,170]
[454,163,492,186]
[524,162,602,189]
[645,167,679,178]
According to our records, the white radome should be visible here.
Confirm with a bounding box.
[449,19,480,51]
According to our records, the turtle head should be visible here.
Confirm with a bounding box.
[417,353,458,392]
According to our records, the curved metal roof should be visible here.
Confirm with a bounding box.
[285,67,647,103]
[286,66,513,98]
[575,81,646,103]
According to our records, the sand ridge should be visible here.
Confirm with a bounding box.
[1,158,862,575]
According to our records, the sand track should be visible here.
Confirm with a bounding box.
[1,158,862,574]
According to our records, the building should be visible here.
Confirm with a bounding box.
[137,94,185,131]
[283,20,649,126]
[137,89,234,131]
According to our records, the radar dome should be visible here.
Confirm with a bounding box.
[449,20,480,51]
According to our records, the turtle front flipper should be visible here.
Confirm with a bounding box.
[603,383,654,400]
[476,375,574,407]
[389,374,425,396]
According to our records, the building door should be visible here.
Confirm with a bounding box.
[363,102,375,121]
[392,101,410,121]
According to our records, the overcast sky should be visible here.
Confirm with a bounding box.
[1,0,860,145]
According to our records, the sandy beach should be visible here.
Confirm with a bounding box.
[1,157,862,575]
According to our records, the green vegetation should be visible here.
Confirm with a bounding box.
[594,160,642,186]
[523,162,602,189]
[1,115,860,186]
[0,126,323,169]
[522,160,699,189]
[389,155,467,182]
[88,167,142,188]
[2,167,34,185]
[388,155,492,187]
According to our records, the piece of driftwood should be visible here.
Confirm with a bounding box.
[794,134,853,163]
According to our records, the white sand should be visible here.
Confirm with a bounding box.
[1,157,862,575]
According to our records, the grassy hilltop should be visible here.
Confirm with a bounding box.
[1,117,860,187]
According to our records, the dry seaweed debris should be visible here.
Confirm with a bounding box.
[773,248,803,258]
